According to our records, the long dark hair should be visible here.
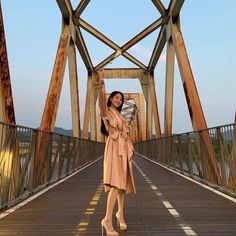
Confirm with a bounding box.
[100,91,124,136]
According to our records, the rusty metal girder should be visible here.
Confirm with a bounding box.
[75,0,90,17]
[74,26,93,71]
[56,0,73,24]
[0,2,15,124]
[148,25,166,70]
[91,17,167,70]
[168,0,184,18]
[151,0,166,16]
[74,18,146,70]
[56,0,93,71]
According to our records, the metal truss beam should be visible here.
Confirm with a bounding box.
[57,0,93,71]
[151,0,166,16]
[91,16,166,70]
[75,0,90,17]
[74,27,93,71]
[0,2,15,124]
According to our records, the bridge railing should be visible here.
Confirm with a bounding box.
[135,123,236,197]
[0,121,105,211]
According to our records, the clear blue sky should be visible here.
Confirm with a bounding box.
[1,0,236,134]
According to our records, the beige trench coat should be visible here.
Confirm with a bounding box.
[102,107,136,194]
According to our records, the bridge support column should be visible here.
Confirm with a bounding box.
[164,38,175,137]
[140,74,153,140]
[0,2,17,206]
[36,24,70,186]
[90,73,99,141]
[149,71,161,138]
[82,72,99,141]
[40,25,69,131]
[82,73,92,139]
[68,39,80,138]
[171,22,221,185]
[0,2,15,124]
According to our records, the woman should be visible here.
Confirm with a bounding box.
[98,68,136,236]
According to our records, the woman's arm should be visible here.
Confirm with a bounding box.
[98,68,107,118]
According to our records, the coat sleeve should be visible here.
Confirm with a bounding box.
[102,111,119,140]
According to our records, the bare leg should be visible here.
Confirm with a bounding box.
[104,187,119,232]
[117,190,125,221]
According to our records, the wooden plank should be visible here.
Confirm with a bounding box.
[164,38,175,137]
[40,25,69,132]
[67,40,81,138]
[0,2,15,124]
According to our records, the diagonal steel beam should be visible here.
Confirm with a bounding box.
[151,0,166,16]
[73,17,146,70]
[148,25,166,70]
[75,0,90,17]
[74,17,164,70]
[74,27,93,71]
[75,18,153,70]
[0,1,15,124]
[168,0,184,17]
[73,17,120,49]
[57,0,93,71]
[121,16,167,51]
[56,0,73,24]
[148,0,184,70]
[79,16,166,70]
[94,50,147,71]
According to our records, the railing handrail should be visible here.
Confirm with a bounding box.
[135,122,236,198]
[0,120,103,143]
[135,122,235,143]
[0,121,105,211]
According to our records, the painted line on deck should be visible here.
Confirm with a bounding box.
[75,182,104,235]
[133,161,198,236]
[0,156,103,220]
[137,153,236,204]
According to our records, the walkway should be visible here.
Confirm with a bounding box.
[0,154,236,236]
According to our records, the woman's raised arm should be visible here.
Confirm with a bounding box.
[98,68,107,118]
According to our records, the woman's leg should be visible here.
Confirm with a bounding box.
[117,190,125,221]
[104,187,119,231]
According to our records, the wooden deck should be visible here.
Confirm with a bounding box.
[1,154,236,236]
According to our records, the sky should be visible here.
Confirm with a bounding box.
[1,0,236,134]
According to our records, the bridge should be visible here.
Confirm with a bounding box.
[1,0,236,235]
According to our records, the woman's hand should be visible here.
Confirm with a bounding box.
[97,67,105,84]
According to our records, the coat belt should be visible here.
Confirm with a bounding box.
[117,132,134,161]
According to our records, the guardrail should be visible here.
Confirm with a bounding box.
[135,123,236,197]
[0,121,105,211]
